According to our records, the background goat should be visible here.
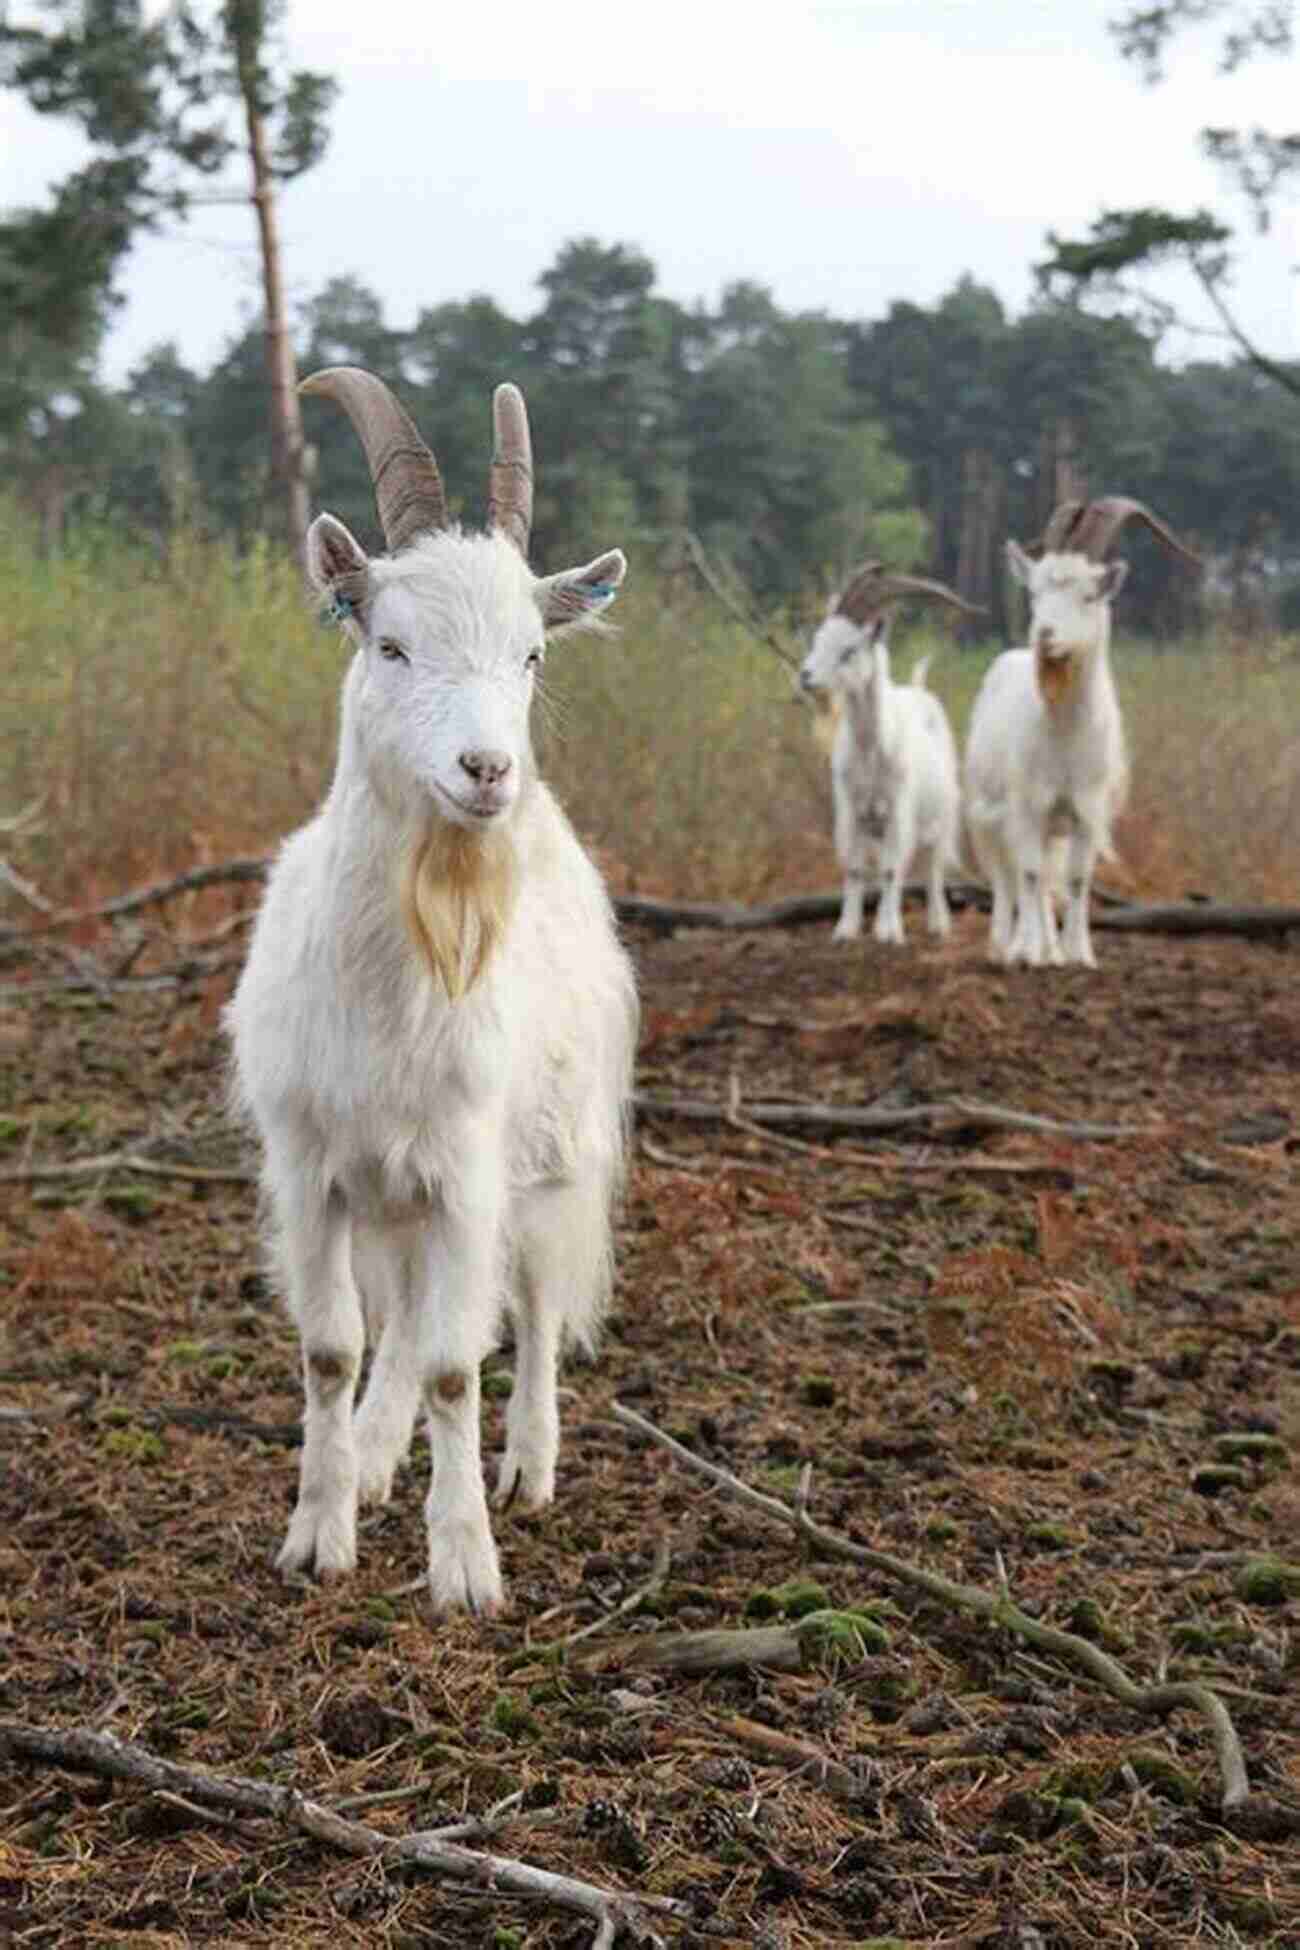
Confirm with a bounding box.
[226,367,637,1614]
[799,565,978,943]
[965,498,1202,967]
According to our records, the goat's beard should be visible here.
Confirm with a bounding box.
[809,691,842,754]
[399,815,518,1001]
[1035,646,1076,707]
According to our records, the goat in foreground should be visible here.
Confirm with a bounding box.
[226,368,637,1614]
[965,498,1201,967]
[799,565,977,943]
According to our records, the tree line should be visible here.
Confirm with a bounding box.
[11,240,1300,636]
[4,5,1297,637]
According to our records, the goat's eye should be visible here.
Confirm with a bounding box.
[525,647,544,672]
[377,638,408,664]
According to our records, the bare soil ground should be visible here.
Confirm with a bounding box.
[2,906,1299,1949]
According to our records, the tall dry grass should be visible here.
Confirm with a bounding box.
[1,500,1296,913]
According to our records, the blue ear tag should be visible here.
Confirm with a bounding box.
[583,581,617,606]
[326,590,357,626]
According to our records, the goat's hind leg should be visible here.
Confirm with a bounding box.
[497,1177,606,1513]
[274,1173,364,1578]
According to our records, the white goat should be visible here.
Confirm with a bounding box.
[799,565,976,943]
[226,367,637,1615]
[965,497,1201,967]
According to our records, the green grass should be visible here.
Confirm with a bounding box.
[2,498,1297,911]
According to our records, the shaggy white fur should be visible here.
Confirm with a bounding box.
[800,614,961,945]
[227,519,637,1615]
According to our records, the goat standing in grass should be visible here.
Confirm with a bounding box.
[965,498,1201,968]
[226,368,637,1615]
[799,565,978,943]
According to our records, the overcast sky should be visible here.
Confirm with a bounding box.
[6,0,1298,383]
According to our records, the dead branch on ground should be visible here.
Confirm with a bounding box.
[609,1402,1250,1813]
[7,854,1300,946]
[1094,902,1300,941]
[0,1149,254,1186]
[635,1091,1152,1144]
[0,1719,689,1947]
[0,857,269,946]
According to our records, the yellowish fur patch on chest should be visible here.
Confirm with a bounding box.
[1035,648,1076,708]
[399,818,518,1000]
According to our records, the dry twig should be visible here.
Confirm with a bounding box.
[0,1147,253,1187]
[558,1534,673,1649]
[0,1720,688,1946]
[609,1403,1250,1811]
[682,529,801,671]
[636,1090,1151,1144]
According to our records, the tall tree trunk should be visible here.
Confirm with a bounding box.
[956,446,1001,631]
[236,47,309,568]
[1037,419,1087,529]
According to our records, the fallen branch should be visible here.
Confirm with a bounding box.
[614,886,985,933]
[571,1624,807,1678]
[609,1403,1250,1813]
[1094,902,1300,941]
[0,1149,254,1186]
[0,858,269,945]
[8,855,1296,947]
[0,855,56,917]
[0,1720,689,1946]
[718,1714,862,1797]
[634,1092,1150,1144]
[559,1534,673,1649]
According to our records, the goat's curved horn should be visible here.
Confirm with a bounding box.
[487,383,533,557]
[835,562,984,623]
[1075,497,1202,570]
[1034,499,1090,556]
[299,366,447,553]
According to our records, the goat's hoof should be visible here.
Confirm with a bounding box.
[276,1505,357,1580]
[495,1453,555,1514]
[830,924,860,943]
[426,1523,505,1616]
[355,1460,396,1507]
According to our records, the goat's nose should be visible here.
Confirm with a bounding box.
[458,748,513,786]
[1036,625,1055,651]
[799,669,815,692]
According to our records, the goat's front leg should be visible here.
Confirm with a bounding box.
[1007,826,1060,967]
[1060,825,1099,967]
[275,1178,364,1578]
[874,813,911,945]
[925,842,952,938]
[831,791,867,941]
[413,1148,507,1615]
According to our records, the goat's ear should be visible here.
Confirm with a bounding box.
[536,548,627,636]
[1006,539,1035,589]
[306,512,369,593]
[1097,559,1128,601]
